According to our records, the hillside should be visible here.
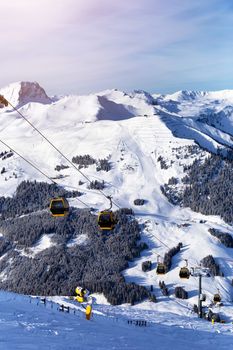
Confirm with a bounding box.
[0,81,232,324]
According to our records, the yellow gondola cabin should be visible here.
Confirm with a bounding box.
[49,197,69,217]
[97,210,115,230]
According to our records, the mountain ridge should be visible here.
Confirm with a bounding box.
[2,80,233,107]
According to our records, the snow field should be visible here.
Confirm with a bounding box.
[0,291,232,350]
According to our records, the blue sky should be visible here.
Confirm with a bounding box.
[0,0,233,95]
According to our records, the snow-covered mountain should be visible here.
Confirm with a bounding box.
[0,81,233,344]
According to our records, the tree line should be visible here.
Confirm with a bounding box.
[0,182,153,305]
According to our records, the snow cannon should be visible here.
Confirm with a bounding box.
[75,286,89,303]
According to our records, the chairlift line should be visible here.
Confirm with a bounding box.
[4,96,120,209]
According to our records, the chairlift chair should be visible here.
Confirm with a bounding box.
[49,197,69,217]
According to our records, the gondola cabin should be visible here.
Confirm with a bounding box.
[98,210,115,230]
[49,197,69,217]
[179,267,190,279]
[213,293,221,304]
[156,263,166,275]
[0,95,8,107]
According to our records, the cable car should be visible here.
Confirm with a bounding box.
[179,267,190,279]
[213,293,221,304]
[0,95,8,107]
[156,255,166,275]
[98,210,115,230]
[179,260,190,279]
[156,263,166,275]
[49,197,69,217]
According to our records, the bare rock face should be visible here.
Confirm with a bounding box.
[0,81,51,107]
[18,81,51,105]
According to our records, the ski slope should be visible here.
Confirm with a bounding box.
[0,291,232,350]
[0,82,233,337]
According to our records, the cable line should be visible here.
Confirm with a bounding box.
[152,232,171,250]
[0,139,57,185]
[150,220,173,250]
[3,97,120,209]
[0,138,90,209]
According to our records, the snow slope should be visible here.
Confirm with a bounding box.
[0,291,232,350]
[0,82,233,338]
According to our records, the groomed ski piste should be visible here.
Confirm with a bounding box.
[0,82,233,348]
[0,291,232,350]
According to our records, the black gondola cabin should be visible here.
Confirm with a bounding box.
[156,263,166,275]
[179,267,190,279]
[213,293,221,303]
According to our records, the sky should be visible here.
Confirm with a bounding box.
[0,0,233,95]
